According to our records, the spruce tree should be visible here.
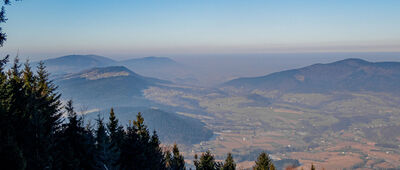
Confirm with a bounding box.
[4,58,35,169]
[149,130,167,170]
[95,115,114,170]
[120,112,151,169]
[55,100,98,170]
[119,124,142,170]
[107,108,124,147]
[170,143,185,170]
[194,150,218,170]
[106,108,124,169]
[222,153,236,170]
[165,150,172,169]
[253,152,274,170]
[28,61,62,169]
[0,56,26,170]
[134,112,150,141]
[120,112,169,169]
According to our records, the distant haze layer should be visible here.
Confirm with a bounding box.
[171,52,400,85]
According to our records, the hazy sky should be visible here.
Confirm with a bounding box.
[1,0,400,60]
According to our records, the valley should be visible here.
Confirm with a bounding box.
[144,86,400,169]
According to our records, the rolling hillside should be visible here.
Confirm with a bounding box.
[56,66,169,108]
[225,58,400,94]
[119,56,179,69]
[38,54,117,74]
[119,56,193,83]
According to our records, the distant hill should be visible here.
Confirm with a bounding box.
[119,56,179,70]
[118,56,194,83]
[38,55,180,74]
[224,58,400,93]
[85,107,213,145]
[56,66,169,108]
[37,54,192,83]
[38,54,117,74]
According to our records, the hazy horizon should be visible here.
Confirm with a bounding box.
[10,51,400,86]
[1,0,400,60]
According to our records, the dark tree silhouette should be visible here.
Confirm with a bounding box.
[167,143,185,170]
[223,153,236,170]
[194,150,221,170]
[253,152,275,170]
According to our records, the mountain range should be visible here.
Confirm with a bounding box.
[224,58,400,94]
[39,54,186,82]
[37,54,117,74]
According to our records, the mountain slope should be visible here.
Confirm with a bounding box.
[38,54,117,74]
[118,56,194,83]
[119,56,179,69]
[224,58,400,93]
[56,66,169,108]
[85,107,213,145]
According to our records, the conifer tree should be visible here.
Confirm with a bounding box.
[253,152,274,170]
[4,59,38,169]
[0,56,26,170]
[134,112,150,141]
[119,112,169,169]
[194,150,218,170]
[222,153,236,170]
[119,124,142,170]
[149,130,167,170]
[55,100,98,170]
[165,150,172,169]
[107,108,124,147]
[27,61,62,169]
[170,143,185,170]
[95,115,115,170]
[106,108,124,169]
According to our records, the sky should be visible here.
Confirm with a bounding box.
[1,0,400,60]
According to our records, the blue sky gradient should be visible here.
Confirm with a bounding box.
[1,0,400,59]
